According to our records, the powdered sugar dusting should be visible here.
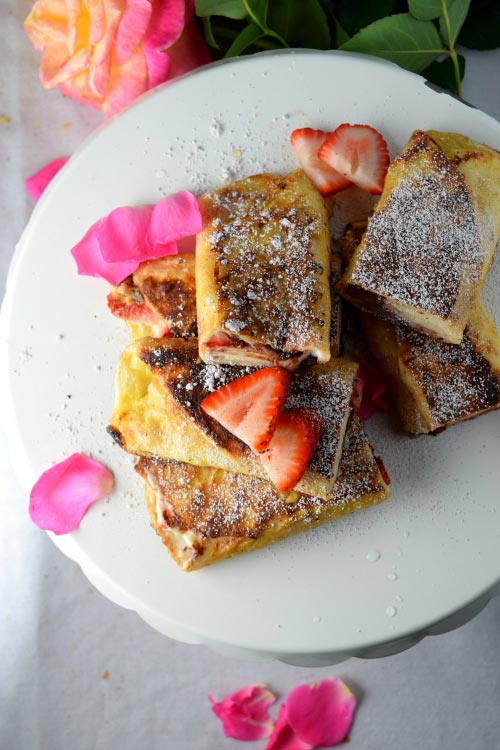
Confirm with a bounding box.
[202,172,329,354]
[351,138,482,320]
[397,322,500,427]
[137,415,387,543]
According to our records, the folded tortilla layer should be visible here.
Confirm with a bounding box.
[108,338,358,499]
[338,130,500,344]
[196,170,332,369]
[136,414,390,571]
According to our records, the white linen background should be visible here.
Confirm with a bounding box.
[2,5,500,748]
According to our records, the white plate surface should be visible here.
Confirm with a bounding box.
[2,51,500,663]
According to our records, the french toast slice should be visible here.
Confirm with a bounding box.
[108,253,197,340]
[196,170,332,370]
[135,414,390,571]
[341,220,500,434]
[108,337,358,499]
[337,130,500,344]
[361,300,500,435]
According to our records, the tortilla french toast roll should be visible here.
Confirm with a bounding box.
[135,415,390,572]
[108,338,358,499]
[196,170,332,370]
[108,253,197,340]
[340,220,500,434]
[337,130,500,344]
[360,300,500,435]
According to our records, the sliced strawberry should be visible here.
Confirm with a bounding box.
[318,124,390,195]
[107,292,160,324]
[206,332,235,348]
[259,408,323,492]
[200,367,290,453]
[376,456,391,486]
[290,128,351,196]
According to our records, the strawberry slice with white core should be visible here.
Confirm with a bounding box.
[200,367,290,454]
[290,128,352,196]
[318,124,390,195]
[259,408,323,493]
[107,293,160,324]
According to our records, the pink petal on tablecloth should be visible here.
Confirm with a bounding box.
[266,704,313,750]
[25,157,69,200]
[285,678,356,747]
[210,683,276,741]
[29,453,114,535]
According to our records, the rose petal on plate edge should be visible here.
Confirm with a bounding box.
[29,453,114,535]
[25,157,69,201]
[71,191,201,285]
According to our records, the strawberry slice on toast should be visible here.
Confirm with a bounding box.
[259,408,323,492]
[290,128,351,196]
[200,367,290,454]
[107,293,160,324]
[318,124,389,195]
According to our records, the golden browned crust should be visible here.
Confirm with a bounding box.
[361,299,500,434]
[133,254,197,338]
[136,415,390,571]
[109,254,197,340]
[338,130,500,344]
[108,337,358,498]
[196,170,332,369]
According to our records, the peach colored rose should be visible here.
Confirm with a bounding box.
[24,0,210,117]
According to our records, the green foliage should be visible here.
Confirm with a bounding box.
[195,0,499,96]
[423,53,466,92]
[340,13,443,73]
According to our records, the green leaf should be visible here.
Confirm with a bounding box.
[340,13,444,73]
[245,0,269,26]
[335,0,395,35]
[201,16,220,48]
[196,0,247,19]
[408,0,441,20]
[439,0,471,45]
[459,0,500,49]
[267,0,330,48]
[224,22,264,56]
[423,53,466,92]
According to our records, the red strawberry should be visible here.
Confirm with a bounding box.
[259,408,323,492]
[200,367,290,453]
[290,128,351,196]
[376,457,391,486]
[107,293,159,323]
[318,124,390,195]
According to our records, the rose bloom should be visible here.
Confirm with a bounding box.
[24,0,211,116]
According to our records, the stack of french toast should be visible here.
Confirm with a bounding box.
[338,130,500,435]
[106,129,500,571]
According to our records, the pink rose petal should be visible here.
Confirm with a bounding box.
[209,683,276,741]
[285,678,356,747]
[25,157,69,201]
[266,704,312,750]
[71,191,201,285]
[29,453,114,535]
[146,190,202,253]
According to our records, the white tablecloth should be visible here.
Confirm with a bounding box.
[2,7,500,748]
